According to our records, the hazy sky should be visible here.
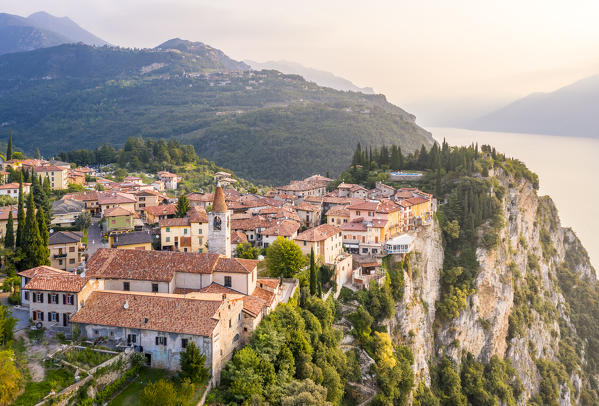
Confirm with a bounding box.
[3,0,599,124]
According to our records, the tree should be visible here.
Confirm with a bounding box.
[176,195,190,218]
[34,147,41,159]
[0,349,21,406]
[36,207,50,266]
[16,177,24,249]
[266,237,306,278]
[140,379,178,406]
[348,306,373,342]
[4,212,14,250]
[179,342,210,383]
[235,243,260,259]
[309,248,317,296]
[74,212,92,231]
[5,133,12,161]
[0,305,17,345]
[21,193,43,269]
[282,379,332,406]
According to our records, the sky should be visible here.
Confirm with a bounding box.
[2,0,599,125]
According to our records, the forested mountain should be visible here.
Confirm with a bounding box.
[0,11,107,55]
[471,74,599,138]
[245,59,375,94]
[0,41,433,184]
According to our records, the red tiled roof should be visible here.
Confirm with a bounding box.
[340,222,367,231]
[70,291,223,336]
[295,224,341,242]
[23,269,88,293]
[347,201,379,211]
[187,193,214,202]
[159,217,190,227]
[406,196,430,205]
[103,206,134,217]
[18,266,70,279]
[262,220,300,237]
[294,202,321,212]
[98,192,136,205]
[0,182,31,190]
[198,283,266,318]
[214,258,258,274]
[144,204,177,216]
[231,231,248,245]
[325,205,350,217]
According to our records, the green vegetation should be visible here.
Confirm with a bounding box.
[265,236,306,278]
[55,347,114,370]
[0,43,432,184]
[235,243,260,259]
[108,368,166,406]
[13,360,75,406]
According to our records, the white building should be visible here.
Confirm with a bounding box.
[384,234,414,255]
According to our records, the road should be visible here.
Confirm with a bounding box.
[86,219,107,258]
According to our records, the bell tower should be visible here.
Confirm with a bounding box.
[208,183,231,258]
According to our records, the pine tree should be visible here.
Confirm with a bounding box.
[16,176,25,248]
[34,147,41,159]
[42,176,51,198]
[176,195,190,218]
[36,207,50,266]
[6,132,12,161]
[4,211,14,249]
[309,247,317,296]
[21,193,43,269]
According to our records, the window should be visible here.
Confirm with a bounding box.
[24,291,29,301]
[123,282,130,291]
[69,246,75,252]
[35,292,43,303]
[111,219,116,224]
[184,228,188,235]
[94,330,99,336]
[152,283,159,293]
[181,338,188,348]
[69,258,75,264]
[224,276,232,288]
[156,336,167,346]
[66,295,74,305]
[166,227,170,232]
[59,259,63,265]
[128,334,137,344]
[50,312,59,322]
[166,237,170,242]
[51,294,58,304]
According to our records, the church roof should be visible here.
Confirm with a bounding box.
[212,185,228,212]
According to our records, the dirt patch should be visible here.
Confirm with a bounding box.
[15,330,64,382]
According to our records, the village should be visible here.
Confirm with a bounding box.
[0,152,435,405]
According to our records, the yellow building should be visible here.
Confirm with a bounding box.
[326,205,350,226]
[159,207,209,253]
[33,165,69,190]
[111,231,153,250]
[48,231,84,271]
[294,224,343,264]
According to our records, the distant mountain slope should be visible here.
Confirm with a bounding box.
[26,11,108,46]
[0,11,108,55]
[471,74,599,138]
[246,59,374,94]
[0,41,432,185]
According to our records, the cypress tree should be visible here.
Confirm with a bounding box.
[36,207,50,266]
[21,192,42,269]
[309,247,317,296]
[16,176,25,248]
[34,147,41,159]
[42,176,51,198]
[6,132,12,161]
[4,211,14,249]
[176,195,190,218]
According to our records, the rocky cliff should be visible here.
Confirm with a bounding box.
[392,167,597,404]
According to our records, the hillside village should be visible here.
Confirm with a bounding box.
[0,138,436,405]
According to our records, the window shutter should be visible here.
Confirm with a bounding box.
[32,311,36,321]
[48,293,51,303]
[41,312,44,321]
[155,336,159,345]
[32,294,37,303]
[164,337,167,345]
[63,294,66,304]
[40,294,43,303]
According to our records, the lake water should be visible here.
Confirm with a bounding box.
[430,127,598,270]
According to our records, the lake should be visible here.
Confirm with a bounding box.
[430,127,598,270]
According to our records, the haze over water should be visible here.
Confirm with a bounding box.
[431,127,598,270]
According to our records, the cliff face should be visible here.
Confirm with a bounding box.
[392,168,597,404]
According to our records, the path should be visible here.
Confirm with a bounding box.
[86,219,107,258]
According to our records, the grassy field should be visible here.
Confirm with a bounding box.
[108,368,166,406]
[13,361,76,406]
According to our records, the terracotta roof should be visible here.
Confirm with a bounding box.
[18,266,70,279]
[144,204,176,216]
[340,222,367,231]
[232,216,271,231]
[257,278,280,290]
[304,174,333,183]
[276,181,322,192]
[370,219,388,228]
[49,231,82,245]
[294,202,321,212]
[23,271,88,293]
[52,199,85,215]
[86,248,221,281]
[187,193,214,202]
[103,206,134,217]
[0,205,19,221]
[325,205,350,217]
[188,206,208,223]
[159,217,190,227]
[98,192,136,205]
[347,201,380,211]
[262,220,300,237]
[62,191,98,202]
[251,286,276,306]
[0,182,31,190]
[376,200,401,214]
[213,185,228,212]
[198,283,266,318]
[406,196,430,205]
[214,258,258,274]
[295,224,341,242]
[33,165,65,172]
[70,291,223,337]
[338,182,367,191]
[231,231,248,245]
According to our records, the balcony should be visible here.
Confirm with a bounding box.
[53,253,67,259]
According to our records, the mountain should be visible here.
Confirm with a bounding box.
[0,41,433,185]
[0,11,108,55]
[246,59,375,94]
[471,74,599,138]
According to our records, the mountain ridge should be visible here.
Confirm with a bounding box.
[471,74,599,138]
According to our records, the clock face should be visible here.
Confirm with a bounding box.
[214,216,222,231]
